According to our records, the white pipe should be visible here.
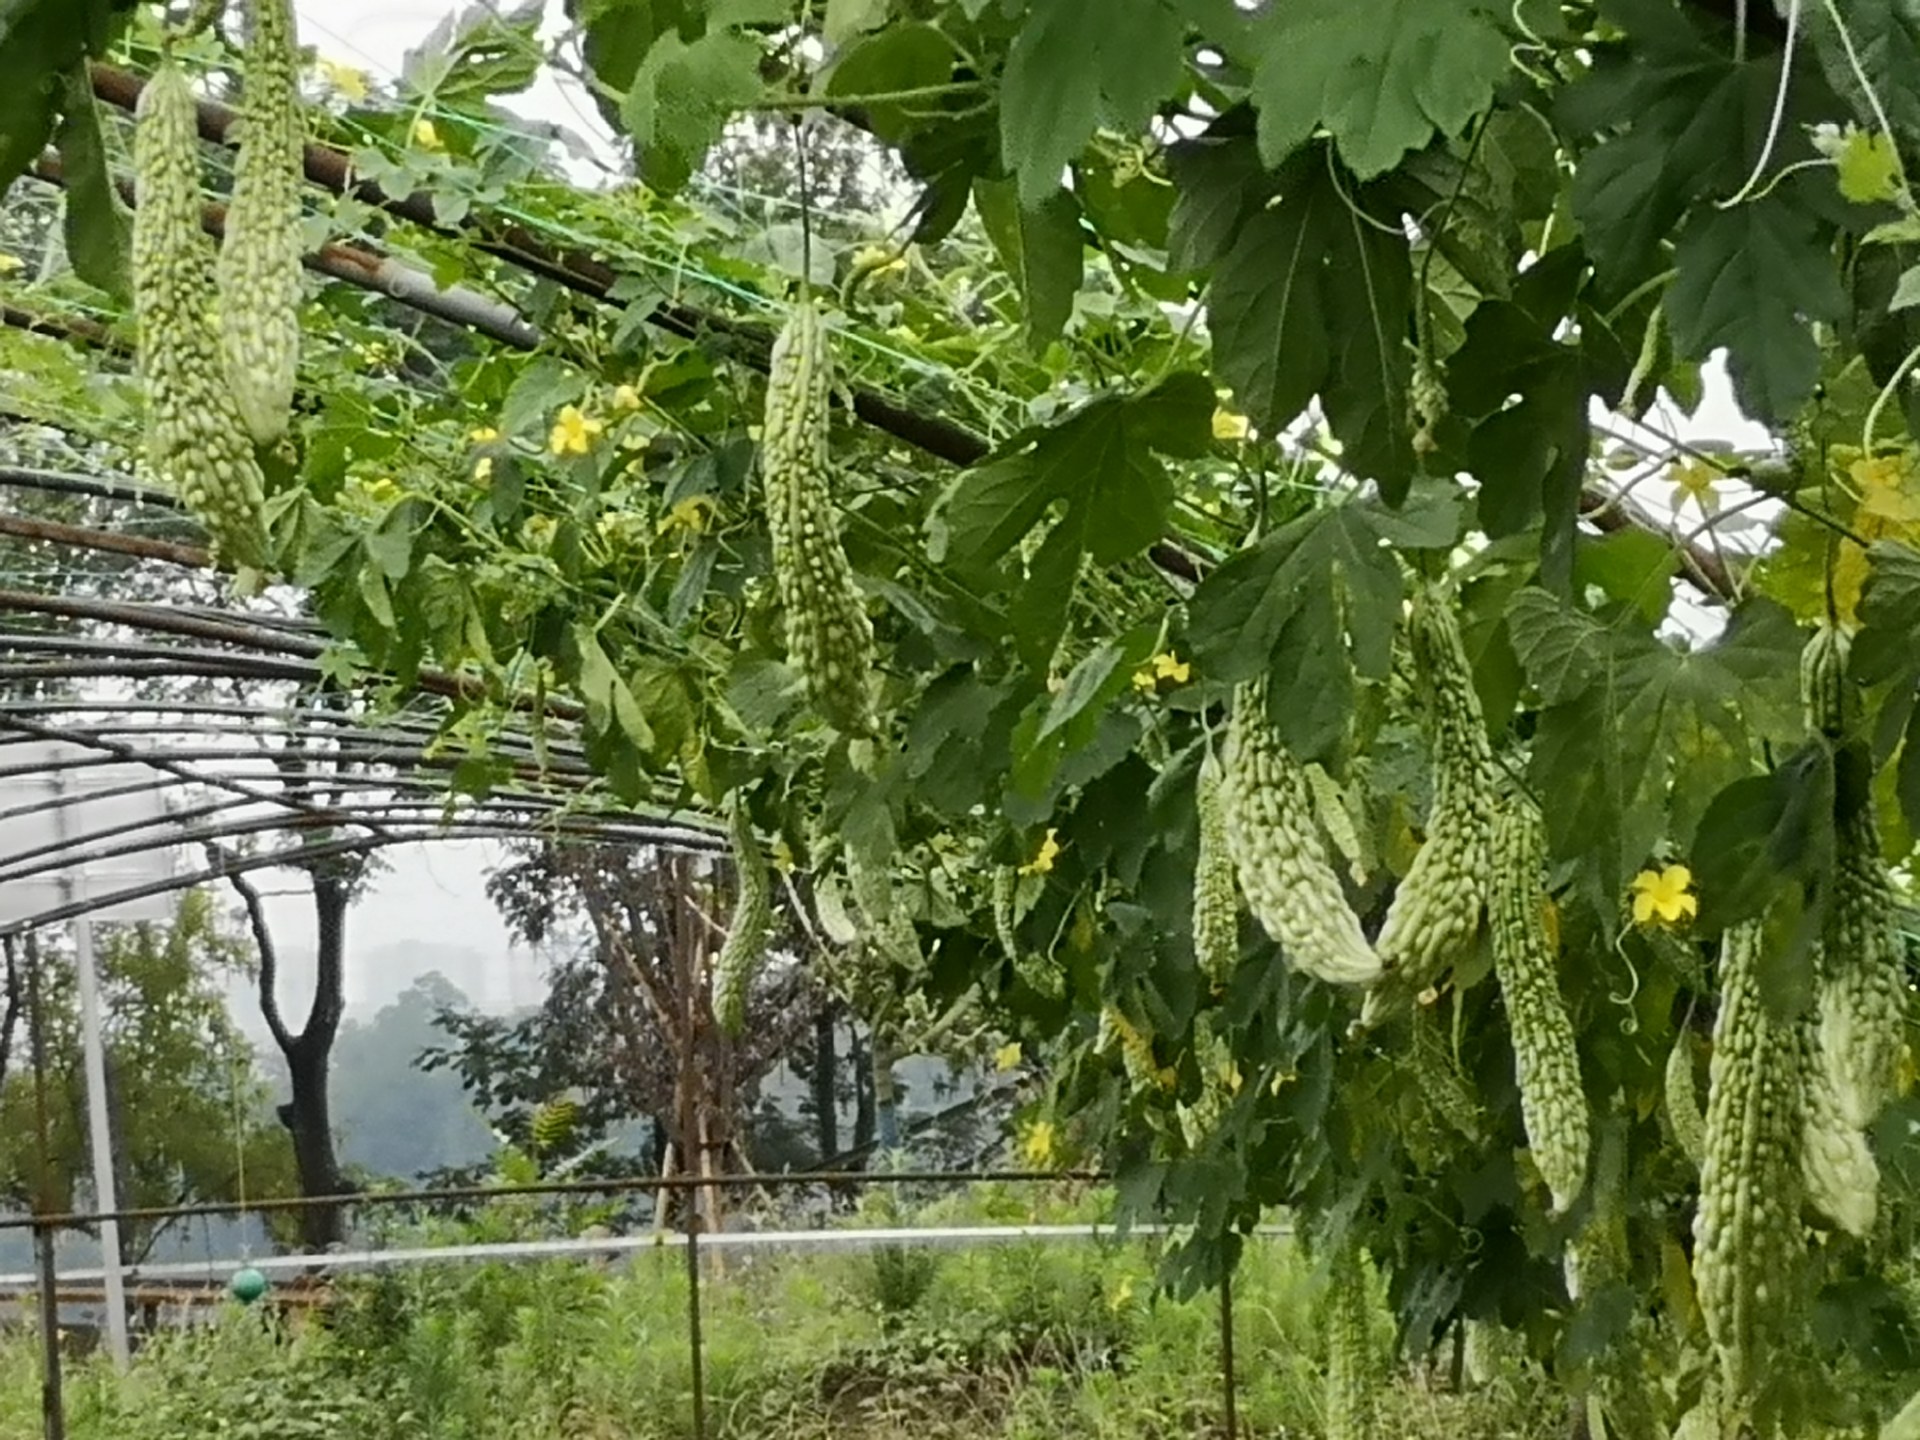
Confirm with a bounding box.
[0,1222,1294,1289]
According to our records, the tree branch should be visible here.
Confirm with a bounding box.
[212,849,294,1055]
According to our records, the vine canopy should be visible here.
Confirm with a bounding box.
[11,0,1920,1429]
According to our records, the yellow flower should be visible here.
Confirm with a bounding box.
[315,58,370,102]
[469,426,500,445]
[1107,1276,1135,1313]
[1850,451,1912,497]
[994,1041,1023,1072]
[1212,408,1250,441]
[411,116,444,151]
[0,252,22,275]
[1631,864,1698,927]
[1132,651,1191,694]
[612,383,643,412]
[548,404,604,456]
[1019,828,1061,877]
[656,495,714,536]
[1669,459,1720,515]
[853,244,909,277]
[1017,1118,1058,1168]
[473,455,493,484]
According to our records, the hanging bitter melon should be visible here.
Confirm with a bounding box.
[1192,749,1239,989]
[1217,680,1380,985]
[761,297,876,735]
[713,796,770,1034]
[1801,624,1907,1129]
[1363,589,1498,1023]
[1323,1239,1373,1440]
[1488,796,1589,1215]
[133,61,271,571]
[216,0,305,446]
[1664,1034,1706,1168]
[1692,920,1806,1402]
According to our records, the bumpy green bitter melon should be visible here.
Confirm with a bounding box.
[1217,680,1380,985]
[1489,797,1589,1214]
[216,0,305,446]
[713,796,771,1034]
[133,61,271,571]
[761,298,876,734]
[1692,920,1805,1401]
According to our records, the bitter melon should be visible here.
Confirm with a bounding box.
[1323,1240,1372,1440]
[1664,1034,1706,1168]
[1192,749,1239,988]
[133,61,271,571]
[1800,1017,1878,1238]
[216,0,304,445]
[1692,919,1805,1402]
[1217,680,1380,985]
[1802,624,1906,1129]
[761,297,876,734]
[1366,589,1497,1017]
[1488,797,1589,1215]
[713,795,770,1034]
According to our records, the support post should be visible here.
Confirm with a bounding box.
[25,936,64,1440]
[69,915,129,1369]
[685,1220,706,1440]
[1220,1267,1237,1440]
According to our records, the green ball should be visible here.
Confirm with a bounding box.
[228,1267,269,1305]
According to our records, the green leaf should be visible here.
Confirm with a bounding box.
[621,28,764,194]
[824,0,889,45]
[973,179,1084,350]
[0,0,130,193]
[571,623,654,753]
[932,371,1211,572]
[931,372,1209,668]
[823,21,954,145]
[499,357,582,436]
[1204,149,1415,495]
[1891,265,1920,312]
[1667,197,1845,424]
[1689,740,1836,934]
[54,64,129,299]
[1249,0,1510,178]
[998,0,1186,206]
[1507,588,1755,904]
[1186,503,1419,759]
[1571,529,1677,627]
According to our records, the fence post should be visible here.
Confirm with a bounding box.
[685,1218,707,1440]
[24,936,65,1440]
[1219,1267,1237,1440]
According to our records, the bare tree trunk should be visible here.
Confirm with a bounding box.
[225,863,353,1249]
[0,937,20,1093]
[811,1001,838,1163]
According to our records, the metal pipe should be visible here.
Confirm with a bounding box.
[0,1169,1108,1232]
[0,1222,1295,1287]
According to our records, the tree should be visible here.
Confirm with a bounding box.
[0,890,292,1264]
[11,0,1920,1430]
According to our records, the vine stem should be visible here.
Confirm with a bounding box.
[1719,0,1801,209]
[748,82,982,111]
[1862,339,1920,453]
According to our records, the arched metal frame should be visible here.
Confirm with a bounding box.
[0,469,724,933]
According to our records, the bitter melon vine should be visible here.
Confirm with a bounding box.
[132,60,271,572]
[1366,589,1497,1018]
[713,796,770,1035]
[1322,1240,1372,1440]
[1191,749,1238,989]
[1488,797,1588,1215]
[760,297,876,735]
[1217,680,1380,985]
[1693,919,1805,1403]
[216,0,304,446]
[1801,625,1907,1131]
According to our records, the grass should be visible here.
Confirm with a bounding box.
[0,1185,1566,1440]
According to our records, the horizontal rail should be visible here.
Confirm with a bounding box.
[0,1223,1294,1289]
